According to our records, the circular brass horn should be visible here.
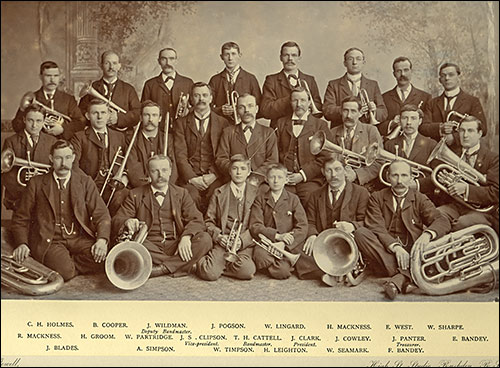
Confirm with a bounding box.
[312,229,359,277]
[105,241,152,291]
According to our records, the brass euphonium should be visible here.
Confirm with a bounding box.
[105,222,152,290]
[410,224,499,296]
[20,92,71,131]
[359,88,380,126]
[253,234,300,266]
[298,79,321,115]
[443,110,468,133]
[224,220,243,263]
[312,228,366,286]
[427,138,494,213]
[1,148,51,187]
[175,92,190,120]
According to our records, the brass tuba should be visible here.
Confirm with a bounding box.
[1,148,51,187]
[105,223,152,290]
[1,227,64,296]
[312,229,367,286]
[410,224,499,296]
[253,234,300,266]
[427,138,494,213]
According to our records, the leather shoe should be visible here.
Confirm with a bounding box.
[383,281,399,300]
[322,274,339,287]
[150,264,169,278]
[404,283,419,294]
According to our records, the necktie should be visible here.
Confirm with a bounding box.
[288,74,298,87]
[57,178,65,191]
[444,94,457,114]
[197,117,208,136]
[97,132,107,147]
[394,196,404,212]
[47,93,55,109]
[104,81,115,99]
[31,135,39,148]
[330,189,338,206]
[292,119,304,126]
[344,128,353,150]
[348,77,360,97]
[401,89,407,103]
[463,151,477,167]
[403,138,412,158]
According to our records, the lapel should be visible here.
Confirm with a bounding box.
[284,118,294,139]
[233,125,247,147]
[168,185,183,229]
[318,186,329,230]
[436,93,446,120]
[187,113,200,138]
[209,112,219,149]
[69,172,84,222]
[247,122,262,147]
[340,181,353,214]
[93,79,106,96]
[155,74,171,96]
[41,173,57,217]
[219,184,231,235]
[87,127,104,149]
[278,70,291,91]
[474,144,487,171]
[171,74,185,103]
[340,74,351,97]
[452,90,466,113]
[383,188,396,214]
[242,183,257,225]
[401,189,415,214]
[351,122,363,148]
[142,185,154,216]
[359,75,368,90]
[408,134,425,160]
[298,115,314,139]
[233,68,245,90]
[267,189,289,212]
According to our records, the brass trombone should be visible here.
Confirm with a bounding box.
[359,88,380,126]
[1,148,51,187]
[253,234,300,266]
[298,79,321,115]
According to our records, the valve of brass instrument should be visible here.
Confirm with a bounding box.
[19,92,36,111]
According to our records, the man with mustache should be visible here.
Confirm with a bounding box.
[12,61,85,140]
[329,96,383,191]
[173,82,229,213]
[79,51,141,132]
[354,160,450,300]
[141,47,194,131]
[216,93,278,187]
[10,140,111,281]
[323,47,387,129]
[261,41,323,129]
[380,57,431,139]
[208,42,262,124]
[421,62,487,145]
[275,86,332,205]
[112,155,212,278]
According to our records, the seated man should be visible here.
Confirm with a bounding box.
[10,140,110,281]
[249,163,308,280]
[354,160,450,300]
[112,155,212,278]
[301,155,369,283]
[197,154,258,281]
[275,86,332,205]
[2,104,56,211]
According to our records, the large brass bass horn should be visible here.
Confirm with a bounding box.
[427,138,494,213]
[411,224,499,296]
[1,148,51,187]
[105,223,152,290]
[312,229,366,286]
[1,227,64,296]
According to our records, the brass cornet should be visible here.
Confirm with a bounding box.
[175,92,190,120]
[1,148,51,187]
[359,88,380,126]
[297,79,321,115]
[253,234,300,266]
[224,220,243,263]
[228,90,240,124]
[442,110,468,134]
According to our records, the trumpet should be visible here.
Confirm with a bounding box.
[226,90,240,124]
[224,220,243,263]
[359,88,380,126]
[1,148,51,187]
[298,79,321,115]
[253,234,300,266]
[175,92,190,120]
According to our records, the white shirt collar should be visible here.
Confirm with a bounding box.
[43,89,55,100]
[403,131,418,141]
[103,77,118,85]
[92,127,108,136]
[151,184,168,196]
[242,121,256,130]
[271,189,284,203]
[195,111,211,121]
[444,87,460,98]
[24,129,38,145]
[284,70,299,79]
[346,72,362,82]
[329,181,346,198]
[226,66,241,76]
[462,142,481,156]
[397,84,412,95]
[53,171,71,188]
[230,181,246,199]
[162,71,177,81]
[142,130,157,140]
[292,111,310,121]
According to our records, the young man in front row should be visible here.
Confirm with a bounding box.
[249,163,308,279]
[197,154,259,281]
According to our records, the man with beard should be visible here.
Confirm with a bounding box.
[173,82,229,213]
[381,57,431,139]
[209,41,262,124]
[216,93,278,187]
[323,47,387,129]
[141,47,194,131]
[13,61,85,140]
[10,140,111,281]
[354,160,450,300]
[112,155,212,278]
[261,41,323,129]
[79,51,141,131]
[275,86,332,205]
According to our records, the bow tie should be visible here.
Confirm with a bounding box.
[292,119,304,126]
[243,125,253,133]
[288,74,298,80]
[154,191,166,198]
[165,76,174,82]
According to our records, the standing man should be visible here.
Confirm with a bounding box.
[354,160,450,300]
[421,62,486,145]
[174,82,229,213]
[13,61,85,140]
[112,155,212,278]
[79,51,141,131]
[275,86,331,205]
[10,140,111,281]
[141,47,194,130]
[216,93,278,185]
[381,57,431,138]
[209,41,262,124]
[261,41,323,129]
[2,105,57,211]
[323,47,387,129]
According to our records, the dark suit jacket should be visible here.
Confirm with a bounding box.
[205,183,259,249]
[208,68,262,121]
[364,188,450,251]
[10,170,111,263]
[249,188,308,251]
[261,70,323,128]
[275,114,331,182]
[70,127,126,180]
[112,183,206,239]
[174,111,229,183]
[2,132,56,207]
[380,85,431,135]
[306,182,369,237]
[330,122,383,185]
[384,133,438,194]
[78,78,141,130]
[421,89,487,141]
[323,74,388,128]
[216,122,278,179]
[141,73,194,127]
[12,88,86,140]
